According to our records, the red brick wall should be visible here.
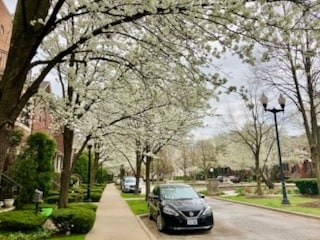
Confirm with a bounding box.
[0,0,12,74]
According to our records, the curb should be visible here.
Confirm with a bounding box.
[137,214,157,240]
[213,196,320,221]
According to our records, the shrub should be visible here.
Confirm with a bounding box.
[47,191,60,197]
[235,188,245,196]
[85,191,102,202]
[217,190,225,195]
[0,210,48,231]
[0,230,52,240]
[51,205,96,234]
[69,192,83,203]
[294,179,318,195]
[21,203,57,211]
[70,186,85,194]
[45,195,59,204]
[45,194,80,204]
[198,189,208,195]
[12,132,56,205]
[68,202,98,212]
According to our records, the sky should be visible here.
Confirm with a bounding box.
[2,0,304,139]
[3,0,16,14]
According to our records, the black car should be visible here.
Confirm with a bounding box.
[148,183,214,232]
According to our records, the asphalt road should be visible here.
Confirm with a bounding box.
[141,198,320,240]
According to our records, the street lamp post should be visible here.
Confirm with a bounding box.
[261,93,290,204]
[85,142,93,202]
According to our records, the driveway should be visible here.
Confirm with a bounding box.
[142,198,320,240]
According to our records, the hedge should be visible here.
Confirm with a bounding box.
[294,178,319,195]
[0,210,48,231]
[51,205,96,234]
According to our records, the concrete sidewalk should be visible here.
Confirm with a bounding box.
[85,183,155,240]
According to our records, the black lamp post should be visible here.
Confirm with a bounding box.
[261,93,290,204]
[85,142,93,202]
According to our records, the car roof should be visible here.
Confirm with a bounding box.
[157,183,192,188]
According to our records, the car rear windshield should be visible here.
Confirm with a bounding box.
[125,178,136,183]
[160,186,199,200]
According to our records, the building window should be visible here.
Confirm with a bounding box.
[0,25,4,35]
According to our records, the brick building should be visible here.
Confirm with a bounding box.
[0,0,12,78]
[30,81,64,173]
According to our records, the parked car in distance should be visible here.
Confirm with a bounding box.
[121,176,142,193]
[228,175,240,183]
[148,183,214,232]
[217,176,223,182]
[114,178,121,185]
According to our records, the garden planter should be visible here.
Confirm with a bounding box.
[4,198,15,207]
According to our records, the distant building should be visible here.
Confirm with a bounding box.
[0,0,12,78]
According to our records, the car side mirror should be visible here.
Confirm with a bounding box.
[149,194,159,200]
[198,193,205,198]
[153,195,160,200]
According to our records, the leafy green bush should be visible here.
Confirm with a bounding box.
[45,194,80,204]
[87,192,101,202]
[68,202,98,212]
[12,132,56,205]
[69,192,83,202]
[45,195,59,204]
[0,210,48,231]
[47,191,60,197]
[70,186,85,194]
[51,205,96,234]
[198,189,208,195]
[0,230,52,240]
[235,188,246,196]
[294,179,318,195]
[21,203,57,211]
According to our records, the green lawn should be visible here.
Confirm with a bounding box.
[120,192,145,199]
[125,199,148,215]
[48,234,85,240]
[223,195,320,217]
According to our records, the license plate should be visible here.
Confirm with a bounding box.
[187,219,198,225]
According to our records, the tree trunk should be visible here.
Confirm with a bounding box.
[135,158,142,195]
[315,158,320,194]
[0,128,10,182]
[261,172,274,189]
[58,127,74,208]
[311,140,320,195]
[145,156,152,201]
[255,156,263,195]
[134,140,143,194]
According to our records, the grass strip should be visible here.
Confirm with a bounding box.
[222,195,320,217]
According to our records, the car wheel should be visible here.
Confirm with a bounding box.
[156,213,165,232]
